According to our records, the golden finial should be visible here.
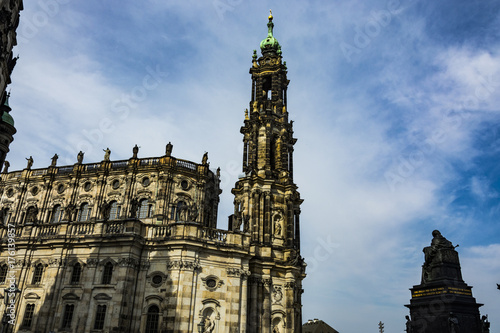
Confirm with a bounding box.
[268,9,273,20]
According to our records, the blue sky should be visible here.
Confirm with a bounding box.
[7,1,500,332]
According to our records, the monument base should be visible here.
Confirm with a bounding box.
[405,280,482,333]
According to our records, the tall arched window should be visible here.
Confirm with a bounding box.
[32,263,44,284]
[101,262,113,284]
[21,303,35,329]
[109,201,120,220]
[61,304,75,329]
[77,203,91,222]
[71,263,82,285]
[0,264,7,284]
[94,304,107,330]
[145,305,159,333]
[137,199,151,219]
[51,205,63,223]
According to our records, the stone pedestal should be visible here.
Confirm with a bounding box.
[406,280,482,332]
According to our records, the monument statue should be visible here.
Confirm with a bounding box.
[202,152,208,165]
[422,230,459,284]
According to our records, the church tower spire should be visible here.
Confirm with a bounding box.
[231,13,305,333]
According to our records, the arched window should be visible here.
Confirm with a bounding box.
[145,305,160,333]
[101,262,113,284]
[70,263,82,285]
[77,203,91,222]
[21,303,35,329]
[0,264,8,284]
[137,199,151,219]
[61,304,75,329]
[51,205,63,223]
[94,304,107,330]
[32,263,44,284]
[109,201,120,220]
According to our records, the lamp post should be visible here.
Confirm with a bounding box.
[197,318,205,333]
[2,284,21,333]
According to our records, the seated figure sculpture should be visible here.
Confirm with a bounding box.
[421,230,458,284]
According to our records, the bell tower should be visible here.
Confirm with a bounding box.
[232,11,305,333]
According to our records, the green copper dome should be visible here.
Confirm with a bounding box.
[259,11,280,54]
[0,94,14,127]
[2,111,14,127]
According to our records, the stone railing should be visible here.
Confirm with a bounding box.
[0,220,249,249]
[0,156,210,181]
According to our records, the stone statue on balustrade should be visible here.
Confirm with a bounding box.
[132,144,139,159]
[165,142,173,156]
[103,148,111,161]
[51,154,58,167]
[26,156,33,169]
[77,151,84,164]
[2,161,9,173]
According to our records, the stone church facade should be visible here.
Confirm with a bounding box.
[0,12,305,333]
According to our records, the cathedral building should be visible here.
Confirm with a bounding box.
[0,12,305,333]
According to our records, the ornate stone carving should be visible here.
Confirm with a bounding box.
[86,258,99,268]
[201,275,224,292]
[48,258,62,267]
[272,285,283,304]
[166,260,201,271]
[118,257,139,268]
[226,267,251,278]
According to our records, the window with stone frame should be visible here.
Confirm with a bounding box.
[77,203,91,222]
[31,263,44,284]
[145,305,160,333]
[51,204,63,223]
[21,303,35,329]
[61,304,75,329]
[70,263,82,285]
[0,264,7,284]
[101,262,113,284]
[137,199,152,218]
[93,304,107,330]
[109,201,120,220]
